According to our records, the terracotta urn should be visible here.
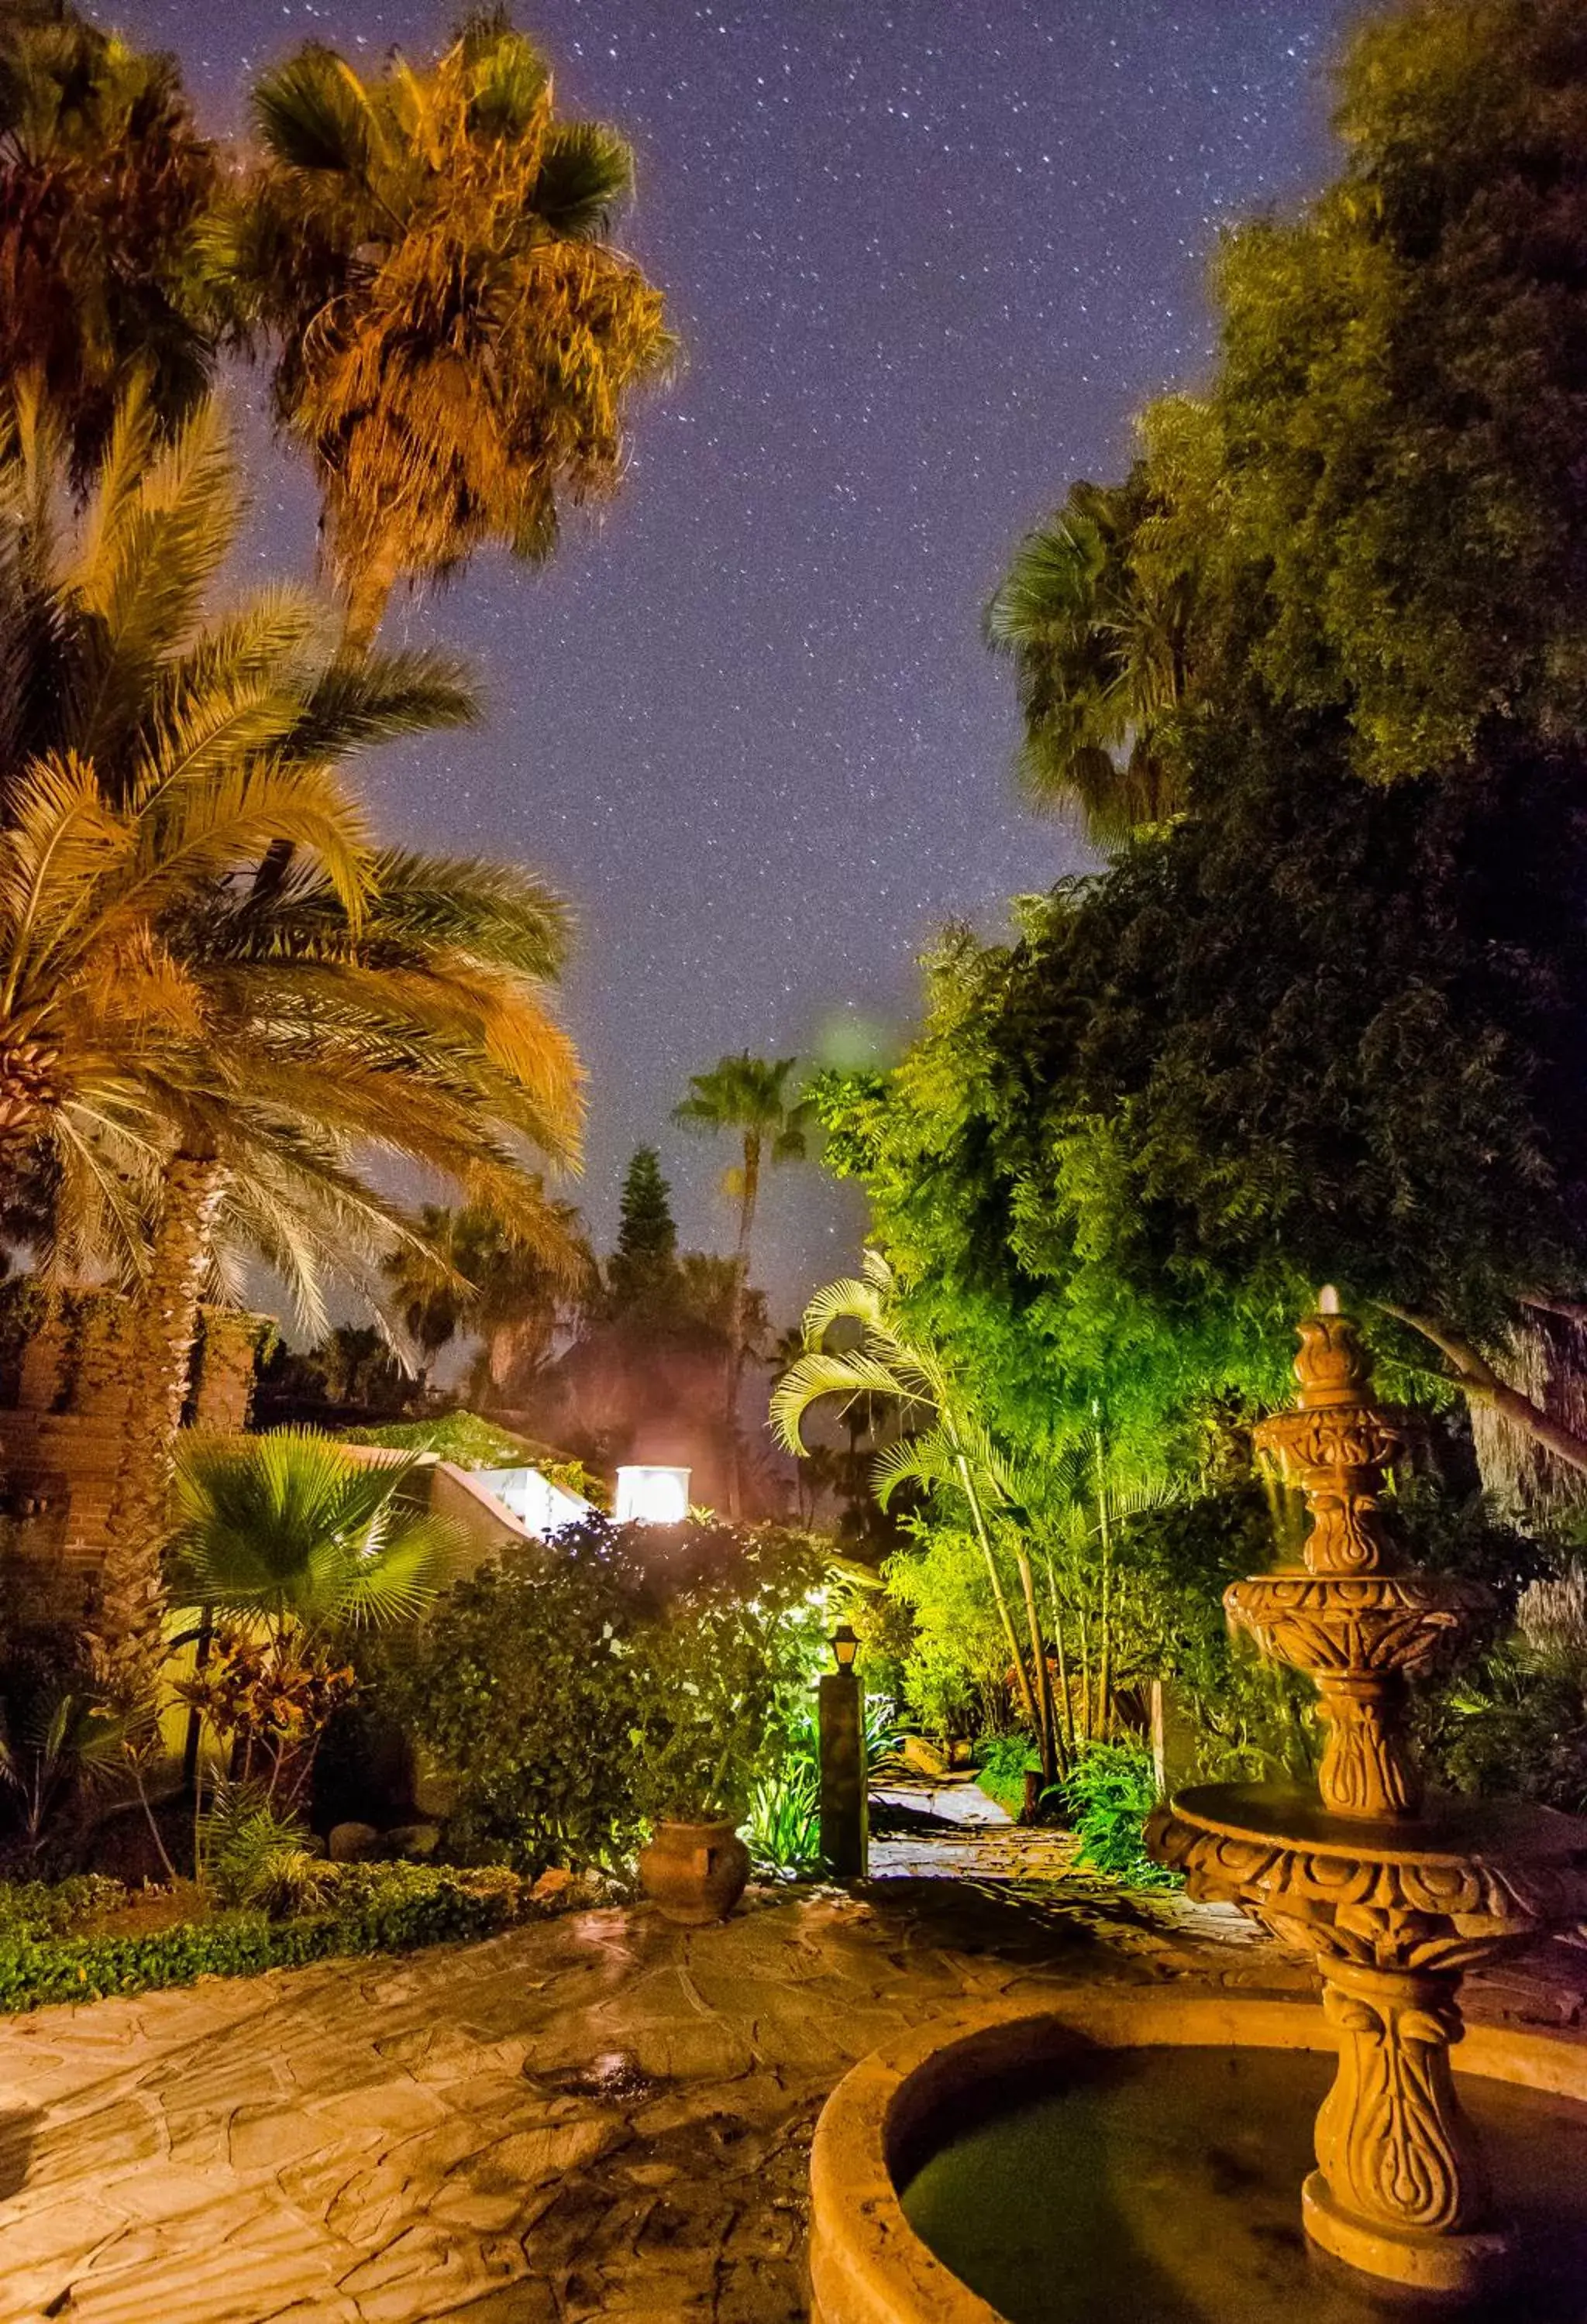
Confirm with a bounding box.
[638,1816,750,1925]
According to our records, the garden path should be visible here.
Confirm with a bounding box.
[0,1878,1580,2324]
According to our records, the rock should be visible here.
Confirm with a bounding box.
[901,1734,949,1778]
[385,1823,441,1861]
[531,1867,573,1905]
[327,1820,380,1863]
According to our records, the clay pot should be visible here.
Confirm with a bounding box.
[638,1817,750,1925]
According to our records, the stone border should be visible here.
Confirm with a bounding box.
[806,1990,1587,2324]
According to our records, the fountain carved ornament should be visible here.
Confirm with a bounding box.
[1146,1292,1587,2293]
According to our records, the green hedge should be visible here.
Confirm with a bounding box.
[0,1863,533,2014]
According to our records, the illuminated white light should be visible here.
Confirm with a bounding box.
[614,1465,691,1525]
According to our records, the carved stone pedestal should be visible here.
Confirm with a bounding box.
[1303,1956,1506,2291]
[1148,1778,1587,2292]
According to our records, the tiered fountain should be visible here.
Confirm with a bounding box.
[807,1294,1587,2324]
[1146,1291,1587,2292]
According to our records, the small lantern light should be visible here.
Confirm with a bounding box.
[614,1464,691,1525]
[831,1621,859,1672]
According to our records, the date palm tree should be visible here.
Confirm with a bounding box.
[0,4,222,480]
[222,13,673,648]
[674,1052,810,1514]
[0,383,584,1659]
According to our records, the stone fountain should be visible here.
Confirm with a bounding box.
[1146,1290,1587,2293]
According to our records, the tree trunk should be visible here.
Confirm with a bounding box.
[955,1451,1039,1734]
[99,1154,229,1673]
[1042,1547,1076,1762]
[1093,1431,1114,1742]
[1380,1305,1587,1478]
[1014,1542,1057,1787]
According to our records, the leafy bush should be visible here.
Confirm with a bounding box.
[390,1518,831,1870]
[1059,1741,1179,1889]
[0,1861,537,2015]
[200,1785,336,1917]
[632,1559,828,1824]
[744,1760,821,1876]
[0,1873,126,1939]
[973,1731,1040,1819]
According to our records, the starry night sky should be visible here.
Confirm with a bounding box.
[97,0,1361,1316]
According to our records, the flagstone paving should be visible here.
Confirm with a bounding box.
[0,1865,1580,2324]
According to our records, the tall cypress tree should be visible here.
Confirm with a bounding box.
[604,1147,678,1315]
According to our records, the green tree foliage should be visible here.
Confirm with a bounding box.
[924,0,1587,1480]
[996,0,1587,839]
[604,1146,678,1315]
[0,3,222,480]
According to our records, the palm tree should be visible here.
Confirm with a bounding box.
[222,14,673,648]
[0,383,585,1659]
[771,1250,1059,1781]
[986,471,1192,847]
[0,4,222,480]
[169,1431,453,1644]
[384,1192,592,1407]
[675,1052,810,1515]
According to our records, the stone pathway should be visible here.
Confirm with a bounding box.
[0,1872,1579,2324]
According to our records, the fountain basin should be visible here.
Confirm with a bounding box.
[807,1993,1587,2324]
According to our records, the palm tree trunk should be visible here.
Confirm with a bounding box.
[339,533,404,657]
[722,1133,762,1521]
[0,1040,58,1184]
[99,1153,229,1672]
[1076,1599,1093,1744]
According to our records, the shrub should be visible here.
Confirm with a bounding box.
[743,1761,821,1877]
[0,1861,536,2015]
[1059,1741,1179,1889]
[973,1731,1040,1819]
[392,1518,832,1870]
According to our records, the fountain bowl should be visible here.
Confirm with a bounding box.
[807,1991,1587,2324]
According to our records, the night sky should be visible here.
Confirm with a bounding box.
[98,0,1361,1317]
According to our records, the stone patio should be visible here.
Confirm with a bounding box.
[0,1857,1580,2324]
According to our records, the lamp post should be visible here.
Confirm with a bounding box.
[819,1623,867,1879]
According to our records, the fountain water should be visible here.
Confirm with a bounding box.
[807,1296,1587,2324]
[1146,1293,1587,2291]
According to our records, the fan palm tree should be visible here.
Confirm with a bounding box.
[169,1430,454,1644]
[0,382,585,1658]
[222,14,673,648]
[771,1250,1059,1778]
[0,4,222,480]
[986,472,1192,847]
[675,1052,811,1514]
